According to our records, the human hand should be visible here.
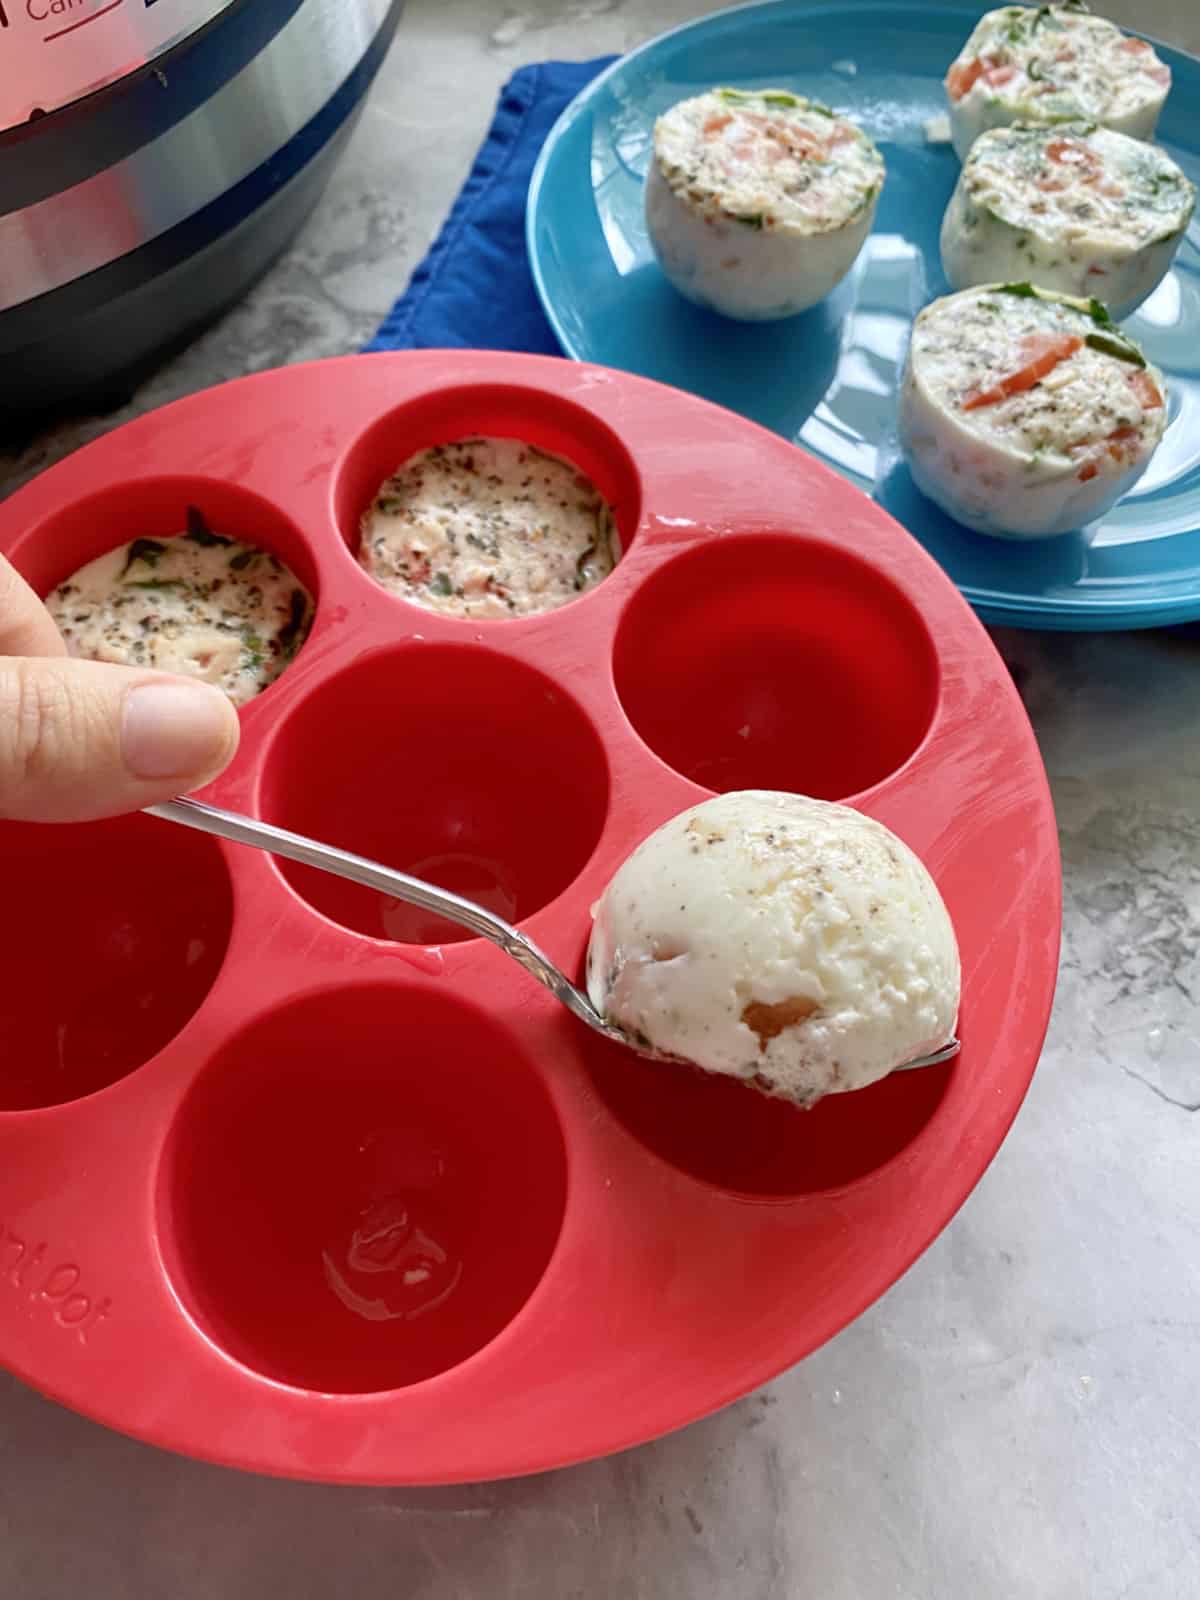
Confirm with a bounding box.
[1,553,239,823]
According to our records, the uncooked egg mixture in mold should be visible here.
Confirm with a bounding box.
[0,352,1059,1485]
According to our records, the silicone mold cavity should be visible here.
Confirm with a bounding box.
[335,382,643,591]
[613,535,939,799]
[20,476,321,607]
[259,643,610,943]
[16,476,321,703]
[581,1023,957,1198]
[0,814,232,1111]
[160,985,568,1394]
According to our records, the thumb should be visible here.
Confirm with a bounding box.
[0,657,240,823]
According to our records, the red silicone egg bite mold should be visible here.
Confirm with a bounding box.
[0,352,1060,1483]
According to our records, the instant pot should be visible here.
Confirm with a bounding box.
[0,0,404,424]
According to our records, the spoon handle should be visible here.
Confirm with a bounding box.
[145,797,605,1031]
[146,797,959,1074]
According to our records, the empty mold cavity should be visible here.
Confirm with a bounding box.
[0,815,232,1111]
[22,477,319,701]
[161,986,568,1394]
[261,644,609,944]
[613,535,939,799]
[582,1027,955,1198]
[335,383,642,601]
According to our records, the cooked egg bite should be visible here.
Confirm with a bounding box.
[46,511,314,705]
[586,791,960,1109]
[644,87,885,321]
[359,438,619,619]
[941,122,1195,318]
[944,4,1172,163]
[898,282,1167,539]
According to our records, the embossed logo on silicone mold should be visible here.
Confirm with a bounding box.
[0,1226,111,1342]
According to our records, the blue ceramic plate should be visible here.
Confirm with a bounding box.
[527,0,1200,630]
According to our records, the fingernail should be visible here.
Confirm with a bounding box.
[122,681,235,780]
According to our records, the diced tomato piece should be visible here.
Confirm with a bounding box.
[949,53,1016,99]
[1128,369,1162,410]
[946,57,984,100]
[777,125,826,158]
[1040,138,1107,191]
[1106,426,1141,465]
[1087,265,1108,276]
[729,112,827,164]
[1073,422,1144,480]
[1119,37,1152,52]
[962,333,1084,411]
[1047,138,1103,181]
[703,112,733,135]
[755,118,825,160]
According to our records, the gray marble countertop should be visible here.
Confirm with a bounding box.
[2,2,1199,1595]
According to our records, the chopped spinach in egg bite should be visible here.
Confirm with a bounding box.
[46,508,314,705]
[898,282,1167,539]
[358,438,619,619]
[644,87,885,321]
[941,121,1194,318]
[944,3,1172,162]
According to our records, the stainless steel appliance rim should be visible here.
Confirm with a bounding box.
[0,0,403,424]
[0,0,396,315]
[0,0,243,132]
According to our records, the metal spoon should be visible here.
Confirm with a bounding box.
[147,796,961,1076]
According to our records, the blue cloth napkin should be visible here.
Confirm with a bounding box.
[364,58,616,356]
